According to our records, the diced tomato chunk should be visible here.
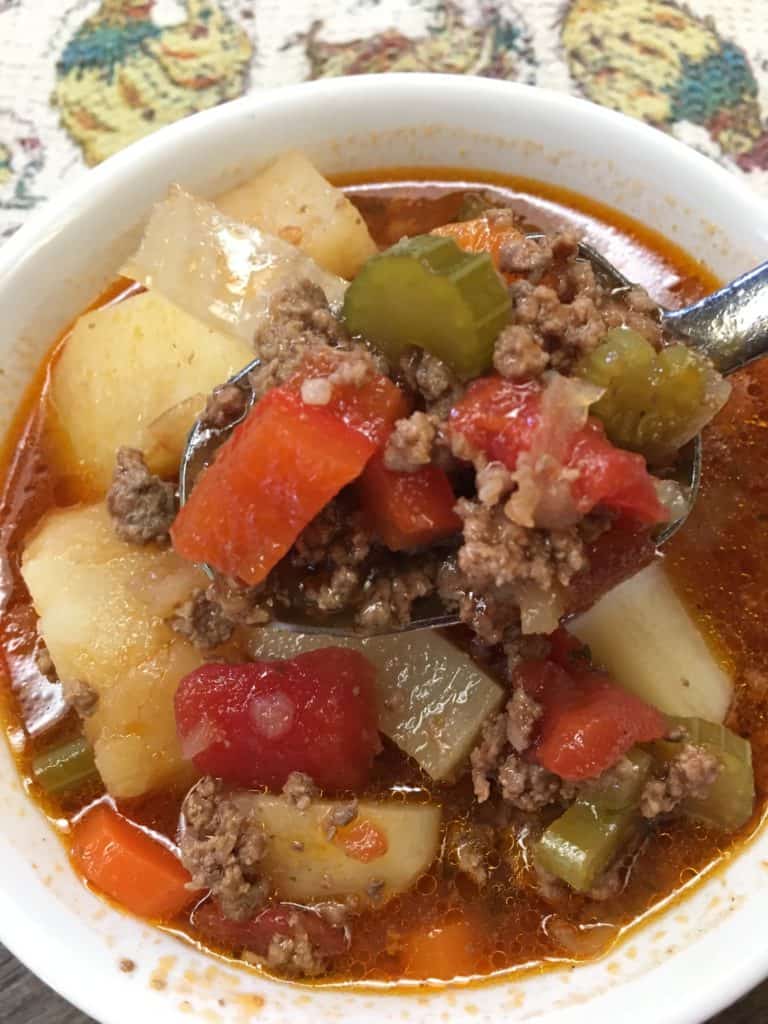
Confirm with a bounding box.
[174,649,381,791]
[358,451,461,551]
[449,375,666,525]
[569,420,667,525]
[517,655,666,780]
[193,901,347,958]
[171,388,375,585]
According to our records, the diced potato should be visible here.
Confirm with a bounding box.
[234,794,440,906]
[570,562,734,722]
[249,628,504,781]
[216,151,377,279]
[121,186,347,346]
[21,504,206,798]
[50,290,253,495]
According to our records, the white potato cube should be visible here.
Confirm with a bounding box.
[216,150,377,279]
[21,503,205,798]
[49,290,253,495]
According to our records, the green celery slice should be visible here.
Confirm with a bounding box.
[648,717,754,831]
[534,749,652,893]
[342,234,511,378]
[32,736,99,796]
[576,327,730,462]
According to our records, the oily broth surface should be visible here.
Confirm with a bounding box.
[0,172,762,987]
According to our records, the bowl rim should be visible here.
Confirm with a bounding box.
[2,72,768,1024]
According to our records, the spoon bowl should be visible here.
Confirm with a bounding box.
[180,234,754,637]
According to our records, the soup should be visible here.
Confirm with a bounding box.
[0,153,763,987]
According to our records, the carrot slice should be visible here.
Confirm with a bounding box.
[404,918,482,980]
[333,818,389,863]
[432,217,526,270]
[71,803,196,920]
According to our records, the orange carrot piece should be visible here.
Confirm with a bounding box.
[404,918,482,980]
[333,818,389,863]
[71,803,196,920]
[432,217,526,269]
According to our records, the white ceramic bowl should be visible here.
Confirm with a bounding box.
[1,74,767,1024]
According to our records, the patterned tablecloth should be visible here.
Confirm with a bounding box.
[0,0,768,242]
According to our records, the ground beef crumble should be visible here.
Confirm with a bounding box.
[107,447,176,545]
[383,411,437,472]
[282,771,317,811]
[243,912,331,978]
[65,679,99,718]
[248,280,354,399]
[201,382,249,430]
[640,744,721,819]
[170,590,236,649]
[181,777,269,921]
[470,696,566,811]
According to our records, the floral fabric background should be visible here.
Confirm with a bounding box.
[1,0,768,240]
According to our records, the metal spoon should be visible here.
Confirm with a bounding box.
[179,245,768,637]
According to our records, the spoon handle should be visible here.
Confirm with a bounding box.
[662,259,768,375]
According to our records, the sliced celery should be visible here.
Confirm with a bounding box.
[576,327,730,463]
[342,234,511,378]
[648,717,754,832]
[32,736,99,796]
[534,749,651,893]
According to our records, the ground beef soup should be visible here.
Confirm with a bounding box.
[1,158,766,988]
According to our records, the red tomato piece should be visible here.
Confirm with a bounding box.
[358,451,461,551]
[517,657,666,780]
[449,375,666,525]
[193,901,347,958]
[568,420,667,525]
[448,376,540,459]
[174,649,381,791]
[171,388,375,585]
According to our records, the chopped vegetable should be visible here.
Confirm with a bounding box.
[358,451,461,550]
[32,737,99,797]
[71,803,196,919]
[518,657,666,780]
[343,234,510,377]
[648,717,754,831]
[432,216,528,272]
[50,290,253,494]
[332,818,389,862]
[286,351,408,447]
[121,186,347,345]
[228,793,441,906]
[174,649,380,791]
[248,629,504,781]
[172,388,376,586]
[576,328,731,463]
[193,901,347,958]
[403,917,482,980]
[535,749,652,892]
[449,374,667,526]
[570,562,734,723]
[216,150,377,279]
[21,503,204,799]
